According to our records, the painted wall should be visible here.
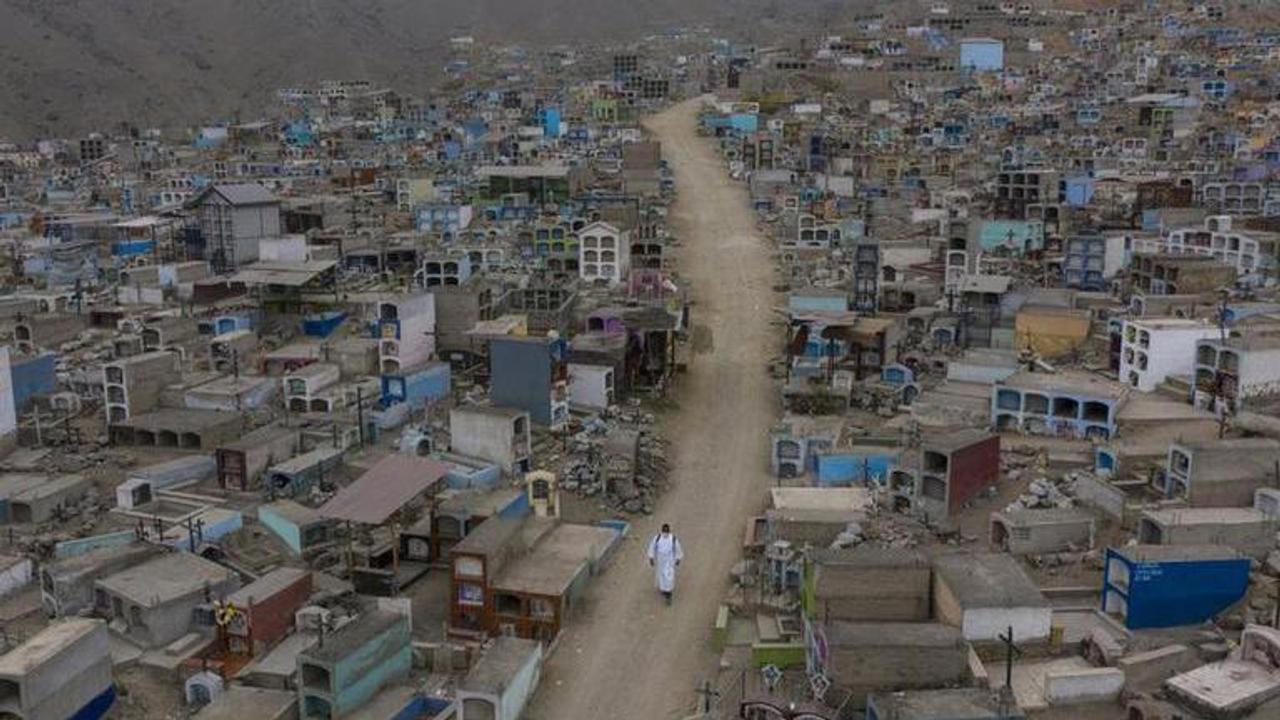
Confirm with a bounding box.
[963,606,1052,642]
[383,362,451,409]
[787,293,849,313]
[960,39,1004,71]
[1063,176,1095,207]
[0,558,32,598]
[1104,550,1249,629]
[395,696,453,720]
[439,459,502,491]
[54,531,137,559]
[567,364,612,410]
[112,239,153,257]
[497,491,530,519]
[258,505,303,555]
[947,435,1001,511]
[977,219,1043,253]
[383,294,437,370]
[500,644,542,720]
[10,352,55,412]
[332,617,412,715]
[541,108,561,138]
[238,570,312,652]
[816,452,898,487]
[159,509,242,549]
[1120,322,1219,392]
[303,312,347,338]
[490,339,554,425]
[0,349,15,440]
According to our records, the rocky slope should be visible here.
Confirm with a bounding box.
[0,0,831,139]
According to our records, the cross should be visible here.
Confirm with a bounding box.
[999,625,1021,691]
[695,680,721,714]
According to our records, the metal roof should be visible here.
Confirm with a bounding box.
[318,454,448,525]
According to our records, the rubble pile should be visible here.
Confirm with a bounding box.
[851,508,930,550]
[631,433,670,508]
[1004,475,1076,512]
[48,448,136,475]
[553,409,670,515]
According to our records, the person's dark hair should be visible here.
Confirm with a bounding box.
[661,523,671,533]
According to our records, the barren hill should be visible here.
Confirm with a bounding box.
[0,0,839,139]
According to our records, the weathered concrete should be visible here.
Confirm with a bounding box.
[825,622,971,709]
[812,547,931,623]
[1043,667,1125,705]
[1117,644,1198,694]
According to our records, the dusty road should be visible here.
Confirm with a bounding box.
[527,97,777,719]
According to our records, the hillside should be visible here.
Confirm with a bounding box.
[0,0,834,139]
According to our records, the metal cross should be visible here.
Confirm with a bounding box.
[695,680,721,714]
[999,625,1021,691]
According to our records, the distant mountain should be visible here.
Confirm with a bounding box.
[0,0,835,140]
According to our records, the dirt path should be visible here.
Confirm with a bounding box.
[526,97,777,719]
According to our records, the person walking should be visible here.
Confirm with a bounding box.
[647,523,684,605]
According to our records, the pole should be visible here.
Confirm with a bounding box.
[356,387,365,447]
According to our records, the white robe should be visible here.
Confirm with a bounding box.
[648,533,684,593]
